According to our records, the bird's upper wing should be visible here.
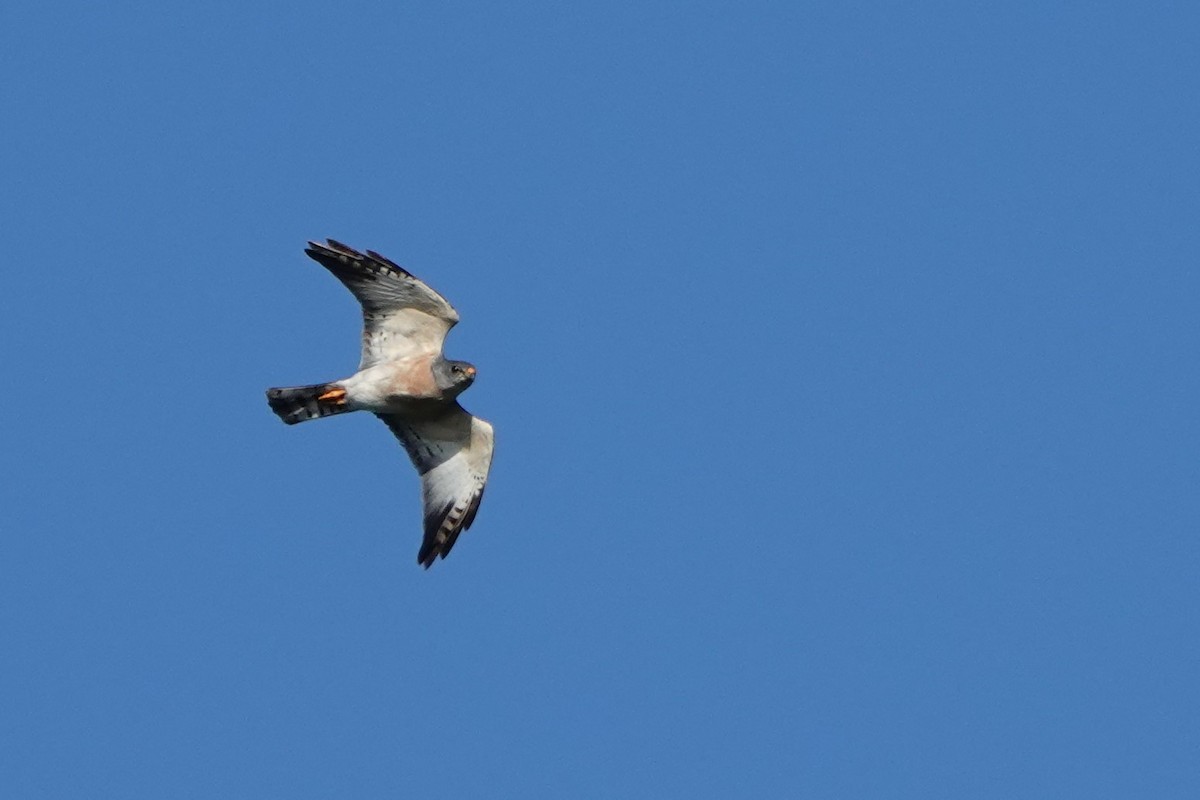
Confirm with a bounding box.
[376,404,495,568]
[305,239,460,369]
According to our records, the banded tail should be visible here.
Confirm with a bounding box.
[266,383,350,425]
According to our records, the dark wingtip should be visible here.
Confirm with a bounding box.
[365,249,412,277]
[325,238,361,256]
[304,243,331,265]
[417,535,444,569]
[305,238,363,265]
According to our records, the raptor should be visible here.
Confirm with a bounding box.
[266,240,494,568]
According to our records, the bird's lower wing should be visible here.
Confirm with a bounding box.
[376,405,495,568]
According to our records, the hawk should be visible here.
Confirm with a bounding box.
[266,240,495,568]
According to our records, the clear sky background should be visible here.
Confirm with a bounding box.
[2,2,1198,797]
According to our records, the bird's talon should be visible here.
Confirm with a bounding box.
[317,386,347,405]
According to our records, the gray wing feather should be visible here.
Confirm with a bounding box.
[305,239,459,368]
[376,404,494,568]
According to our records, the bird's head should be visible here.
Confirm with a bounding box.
[436,359,477,395]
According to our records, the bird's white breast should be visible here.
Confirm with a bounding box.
[342,354,439,411]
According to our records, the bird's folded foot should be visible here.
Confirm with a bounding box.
[317,386,347,405]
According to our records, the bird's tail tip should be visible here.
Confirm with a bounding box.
[266,383,350,424]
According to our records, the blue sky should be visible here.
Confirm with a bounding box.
[2,2,1198,797]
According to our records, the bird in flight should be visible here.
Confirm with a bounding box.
[266,240,494,568]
